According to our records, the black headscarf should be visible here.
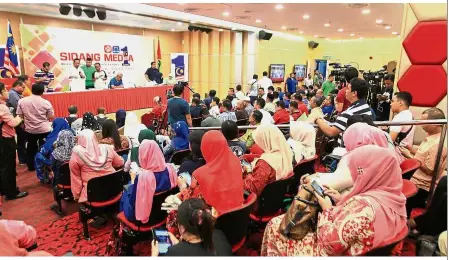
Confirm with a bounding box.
[81,112,100,131]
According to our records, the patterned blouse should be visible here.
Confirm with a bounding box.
[243,159,276,196]
[99,135,130,151]
[261,196,376,256]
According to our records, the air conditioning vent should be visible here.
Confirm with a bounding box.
[236,16,251,20]
[287,28,298,31]
[346,3,370,8]
[184,8,200,13]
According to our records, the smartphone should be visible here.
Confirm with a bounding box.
[311,180,325,198]
[241,159,253,173]
[179,172,192,186]
[153,229,172,255]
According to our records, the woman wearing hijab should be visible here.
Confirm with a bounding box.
[178,130,206,176]
[287,122,316,164]
[124,112,147,148]
[35,118,71,183]
[244,124,293,196]
[51,129,75,185]
[81,112,100,131]
[115,109,126,129]
[120,140,177,222]
[163,121,190,161]
[71,117,83,135]
[262,145,407,256]
[167,130,244,235]
[99,119,130,151]
[124,129,158,172]
[70,129,124,203]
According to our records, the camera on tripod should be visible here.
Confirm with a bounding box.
[329,63,352,83]
[360,65,389,109]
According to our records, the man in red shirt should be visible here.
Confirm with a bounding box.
[293,93,309,116]
[273,100,290,124]
[152,96,166,119]
[289,101,305,121]
[0,83,28,200]
[336,67,359,113]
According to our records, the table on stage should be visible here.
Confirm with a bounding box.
[41,86,189,118]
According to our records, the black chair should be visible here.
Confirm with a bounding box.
[170,149,191,165]
[215,193,257,253]
[79,170,124,240]
[236,119,248,136]
[50,163,72,216]
[278,123,290,138]
[116,187,179,255]
[192,117,203,127]
[249,176,292,224]
[289,155,318,196]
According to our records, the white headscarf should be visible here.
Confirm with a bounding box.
[124,112,147,148]
[288,121,316,163]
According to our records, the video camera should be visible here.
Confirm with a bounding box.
[329,63,352,83]
[361,65,389,109]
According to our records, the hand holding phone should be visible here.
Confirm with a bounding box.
[152,229,172,255]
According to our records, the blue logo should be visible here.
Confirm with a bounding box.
[112,46,120,54]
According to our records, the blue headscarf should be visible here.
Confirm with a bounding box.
[116,109,126,128]
[43,118,71,152]
[171,121,190,151]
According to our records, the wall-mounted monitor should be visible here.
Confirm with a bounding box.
[294,64,306,81]
[269,64,285,83]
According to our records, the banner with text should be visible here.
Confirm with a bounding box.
[20,24,154,91]
[170,53,188,82]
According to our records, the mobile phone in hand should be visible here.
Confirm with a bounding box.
[152,229,172,255]
[311,180,325,198]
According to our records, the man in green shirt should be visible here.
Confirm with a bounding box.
[313,69,320,85]
[322,74,336,96]
[81,58,96,90]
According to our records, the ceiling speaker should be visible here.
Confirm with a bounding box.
[308,41,319,49]
[259,30,272,41]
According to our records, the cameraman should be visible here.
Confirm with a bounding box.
[335,67,359,113]
[376,74,395,121]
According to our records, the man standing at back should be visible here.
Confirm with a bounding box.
[81,58,96,90]
[7,80,26,165]
[203,90,216,110]
[285,73,297,94]
[322,74,336,96]
[304,73,313,88]
[167,84,192,127]
[259,71,273,95]
[16,83,54,171]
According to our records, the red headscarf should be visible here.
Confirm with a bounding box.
[193,130,244,213]
[337,145,407,248]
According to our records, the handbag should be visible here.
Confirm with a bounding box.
[278,184,320,240]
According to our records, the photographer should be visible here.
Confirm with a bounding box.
[376,74,395,121]
[335,67,359,113]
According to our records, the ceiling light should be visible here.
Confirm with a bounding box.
[59,4,71,15]
[362,9,371,14]
[190,20,196,24]
[255,19,262,23]
[222,11,230,17]
[359,37,364,39]
[298,31,304,34]
[385,25,391,30]
[397,35,400,37]
[313,34,318,38]
[392,31,398,35]
[326,38,330,40]
[218,29,224,32]
[155,20,160,23]
[376,19,383,24]
[231,27,236,30]
[176,22,182,26]
[350,33,355,36]
[171,29,175,32]
[303,14,310,20]
[275,4,284,10]
[281,26,287,30]
[338,28,343,32]
[96,10,106,20]
[324,23,330,27]
[73,5,82,17]
[83,9,96,18]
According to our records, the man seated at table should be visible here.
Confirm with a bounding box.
[108,73,124,89]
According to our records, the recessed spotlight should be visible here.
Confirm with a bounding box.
[155,20,160,23]
[171,29,175,32]
[397,35,400,37]
[281,26,287,30]
[385,25,391,30]
[326,37,331,40]
[298,31,304,34]
[190,20,196,24]
[376,19,383,24]
[255,19,262,23]
[324,23,330,27]
[231,27,236,30]
[338,28,343,32]
[178,3,186,5]
[313,34,318,38]
[275,4,284,10]
[359,36,364,39]
[392,31,398,35]
[350,33,355,36]
[222,11,230,16]
[362,9,370,15]
[303,14,310,20]
[218,29,224,32]
[176,22,183,26]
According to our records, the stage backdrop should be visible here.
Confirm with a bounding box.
[19,24,154,91]
[170,53,189,82]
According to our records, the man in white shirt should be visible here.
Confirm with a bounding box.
[390,91,415,161]
[248,74,259,105]
[68,58,85,92]
[259,71,273,95]
[255,97,274,125]
[304,73,314,88]
[93,63,107,90]
[209,97,220,118]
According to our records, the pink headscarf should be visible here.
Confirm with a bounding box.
[343,123,388,152]
[337,145,407,248]
[135,140,177,223]
[0,221,52,256]
[73,129,109,171]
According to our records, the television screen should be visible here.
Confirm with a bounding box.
[269,64,285,83]
[294,64,306,81]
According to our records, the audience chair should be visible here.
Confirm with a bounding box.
[402,179,419,198]
[116,187,179,256]
[236,118,249,137]
[250,144,264,155]
[400,158,421,180]
[50,163,72,216]
[156,110,169,135]
[192,117,202,127]
[141,112,155,129]
[215,193,257,253]
[79,170,124,240]
[363,225,409,256]
[118,127,125,135]
[170,149,191,165]
[289,155,318,195]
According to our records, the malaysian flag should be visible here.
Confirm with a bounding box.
[3,20,20,76]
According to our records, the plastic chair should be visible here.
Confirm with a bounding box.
[156,110,169,135]
[364,225,409,256]
[170,149,191,165]
[79,170,124,240]
[402,179,418,198]
[141,112,155,129]
[289,155,318,195]
[50,163,72,216]
[400,158,421,180]
[116,187,179,255]
[215,193,257,253]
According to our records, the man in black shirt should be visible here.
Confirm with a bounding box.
[376,74,395,121]
[144,62,162,84]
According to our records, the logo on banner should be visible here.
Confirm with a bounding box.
[104,45,112,53]
[61,45,133,66]
[172,55,185,80]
